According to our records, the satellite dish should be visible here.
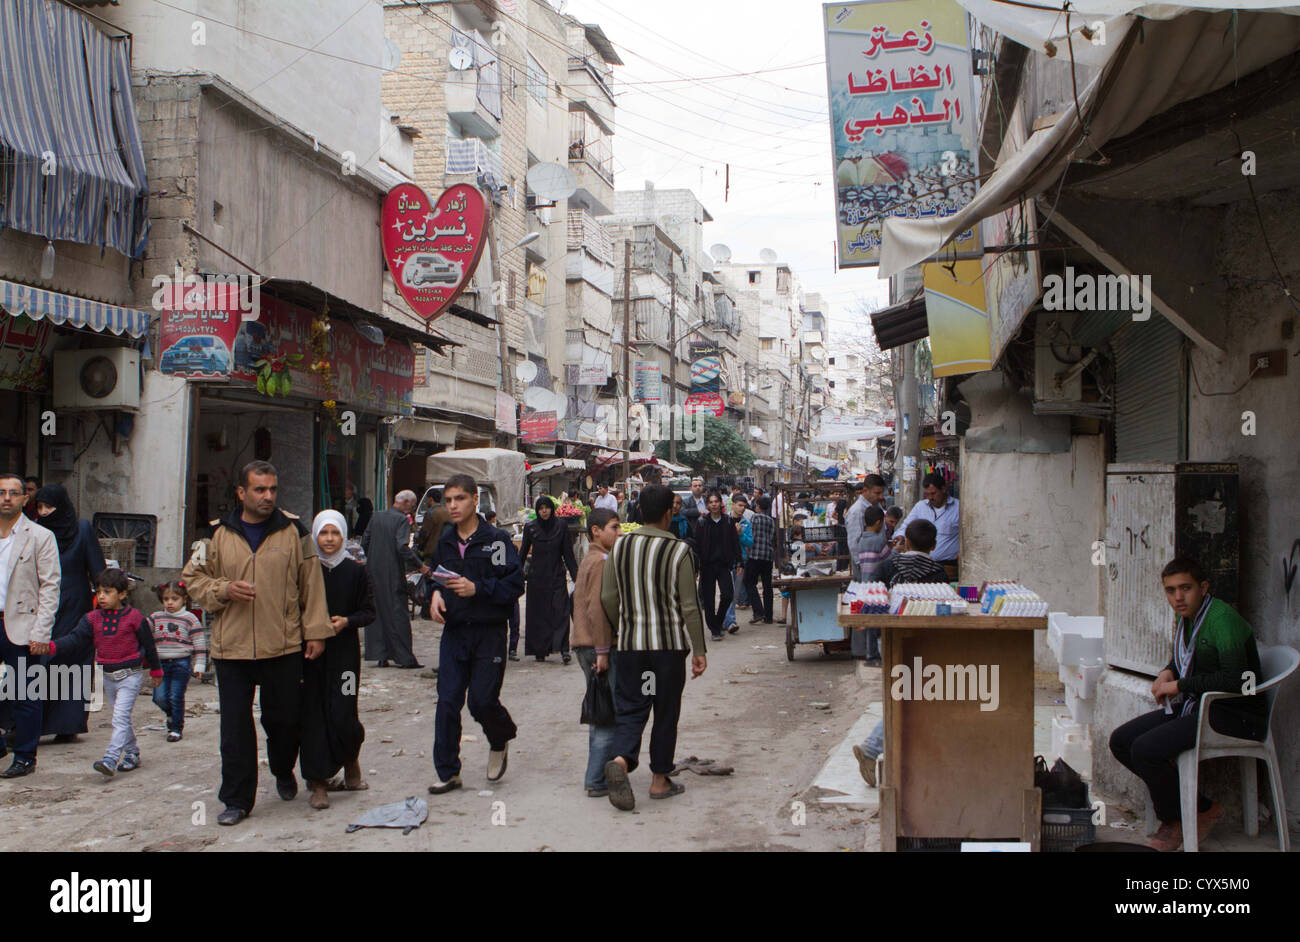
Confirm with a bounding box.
[759,248,778,263]
[515,359,538,383]
[710,243,732,263]
[526,162,577,201]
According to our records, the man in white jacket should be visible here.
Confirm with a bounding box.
[0,472,61,777]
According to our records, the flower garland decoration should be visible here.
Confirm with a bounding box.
[307,302,341,426]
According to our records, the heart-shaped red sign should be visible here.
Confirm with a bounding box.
[382,182,488,321]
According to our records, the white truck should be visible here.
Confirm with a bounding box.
[416,448,527,530]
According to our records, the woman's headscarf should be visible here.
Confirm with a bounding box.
[312,510,349,570]
[34,483,79,553]
[532,495,561,537]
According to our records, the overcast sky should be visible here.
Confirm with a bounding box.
[562,0,892,343]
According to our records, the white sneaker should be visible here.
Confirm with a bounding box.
[427,775,462,794]
[487,744,508,782]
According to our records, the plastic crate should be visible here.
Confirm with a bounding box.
[1042,804,1097,852]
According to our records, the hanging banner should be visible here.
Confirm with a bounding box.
[684,391,725,417]
[229,296,415,414]
[824,0,978,267]
[0,314,55,392]
[688,341,722,393]
[634,361,662,403]
[922,259,992,377]
[382,182,488,321]
[496,390,518,435]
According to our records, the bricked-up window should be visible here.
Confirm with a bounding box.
[527,53,547,106]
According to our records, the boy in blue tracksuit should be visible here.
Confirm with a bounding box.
[427,474,526,794]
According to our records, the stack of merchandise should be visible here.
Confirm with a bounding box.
[978,582,1049,616]
[843,581,888,613]
[888,583,968,616]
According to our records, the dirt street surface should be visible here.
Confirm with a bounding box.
[0,617,875,851]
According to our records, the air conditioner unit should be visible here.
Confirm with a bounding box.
[54,347,140,410]
[1034,313,1084,402]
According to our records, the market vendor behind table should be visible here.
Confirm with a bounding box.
[900,472,959,576]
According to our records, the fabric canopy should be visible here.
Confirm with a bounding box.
[880,2,1300,276]
[1,278,150,337]
[0,0,150,258]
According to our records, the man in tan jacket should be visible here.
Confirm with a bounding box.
[0,472,61,777]
[182,460,331,826]
[572,507,619,797]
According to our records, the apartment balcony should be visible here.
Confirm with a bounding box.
[445,73,501,141]
[451,0,504,32]
[568,119,614,216]
[446,136,503,184]
[566,58,616,131]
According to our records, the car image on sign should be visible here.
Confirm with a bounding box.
[403,253,462,287]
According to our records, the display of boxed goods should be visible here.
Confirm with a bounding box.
[889,583,969,616]
[843,581,888,614]
[977,582,1048,616]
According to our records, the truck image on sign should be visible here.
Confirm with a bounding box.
[403,253,462,287]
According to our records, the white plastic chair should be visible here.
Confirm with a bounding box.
[1143,644,1298,851]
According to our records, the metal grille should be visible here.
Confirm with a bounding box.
[1114,317,1185,462]
[93,513,156,568]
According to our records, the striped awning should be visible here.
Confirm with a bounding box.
[0,0,150,258]
[1,278,150,337]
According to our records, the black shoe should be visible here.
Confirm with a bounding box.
[748,615,764,625]
[276,776,298,801]
[508,652,520,662]
[711,632,724,641]
[397,661,425,669]
[763,618,774,624]
[1,758,35,778]
[217,806,248,826]
[535,655,547,662]
[376,660,389,668]
[562,653,572,665]
[728,623,740,634]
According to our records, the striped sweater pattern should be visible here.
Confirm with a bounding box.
[609,528,693,651]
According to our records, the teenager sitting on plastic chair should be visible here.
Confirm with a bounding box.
[1109,557,1267,852]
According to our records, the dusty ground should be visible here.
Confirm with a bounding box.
[0,616,875,852]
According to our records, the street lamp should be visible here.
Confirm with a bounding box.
[503,231,540,255]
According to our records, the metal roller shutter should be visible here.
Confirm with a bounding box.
[1113,316,1186,462]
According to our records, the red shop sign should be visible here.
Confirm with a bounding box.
[683,392,725,417]
[382,182,488,321]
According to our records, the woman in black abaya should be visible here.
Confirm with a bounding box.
[519,496,577,664]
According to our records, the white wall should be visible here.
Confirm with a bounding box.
[101,0,383,171]
[959,435,1106,671]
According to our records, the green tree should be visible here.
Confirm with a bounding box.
[656,416,754,475]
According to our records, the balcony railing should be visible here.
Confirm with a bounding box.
[568,113,613,184]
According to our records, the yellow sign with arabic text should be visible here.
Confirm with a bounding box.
[923,259,992,377]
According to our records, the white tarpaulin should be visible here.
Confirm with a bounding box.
[813,422,895,444]
[880,2,1300,276]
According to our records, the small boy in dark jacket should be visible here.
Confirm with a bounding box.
[55,569,161,776]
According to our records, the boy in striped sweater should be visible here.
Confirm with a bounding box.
[599,484,707,811]
[148,580,207,742]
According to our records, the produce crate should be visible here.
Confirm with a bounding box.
[1042,804,1097,852]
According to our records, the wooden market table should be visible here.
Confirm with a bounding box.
[774,574,851,660]
[838,604,1049,851]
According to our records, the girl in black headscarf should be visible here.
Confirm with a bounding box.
[519,495,578,664]
[33,483,105,740]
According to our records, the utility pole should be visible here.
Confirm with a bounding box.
[622,239,632,486]
[669,268,677,464]
[899,340,921,508]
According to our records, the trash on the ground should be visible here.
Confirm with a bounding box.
[368,769,378,775]
[740,666,759,675]
[1110,821,1135,829]
[380,736,393,743]
[810,701,831,709]
[461,734,478,742]
[478,790,493,797]
[669,756,734,776]
[391,748,405,757]
[345,796,428,835]
[408,709,421,715]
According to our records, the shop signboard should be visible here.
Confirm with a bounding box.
[520,409,558,443]
[824,0,978,267]
[634,361,662,403]
[496,390,518,435]
[688,341,722,393]
[683,391,725,417]
[157,279,246,378]
[229,296,415,415]
[922,258,993,377]
[382,182,488,321]
[0,313,55,392]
